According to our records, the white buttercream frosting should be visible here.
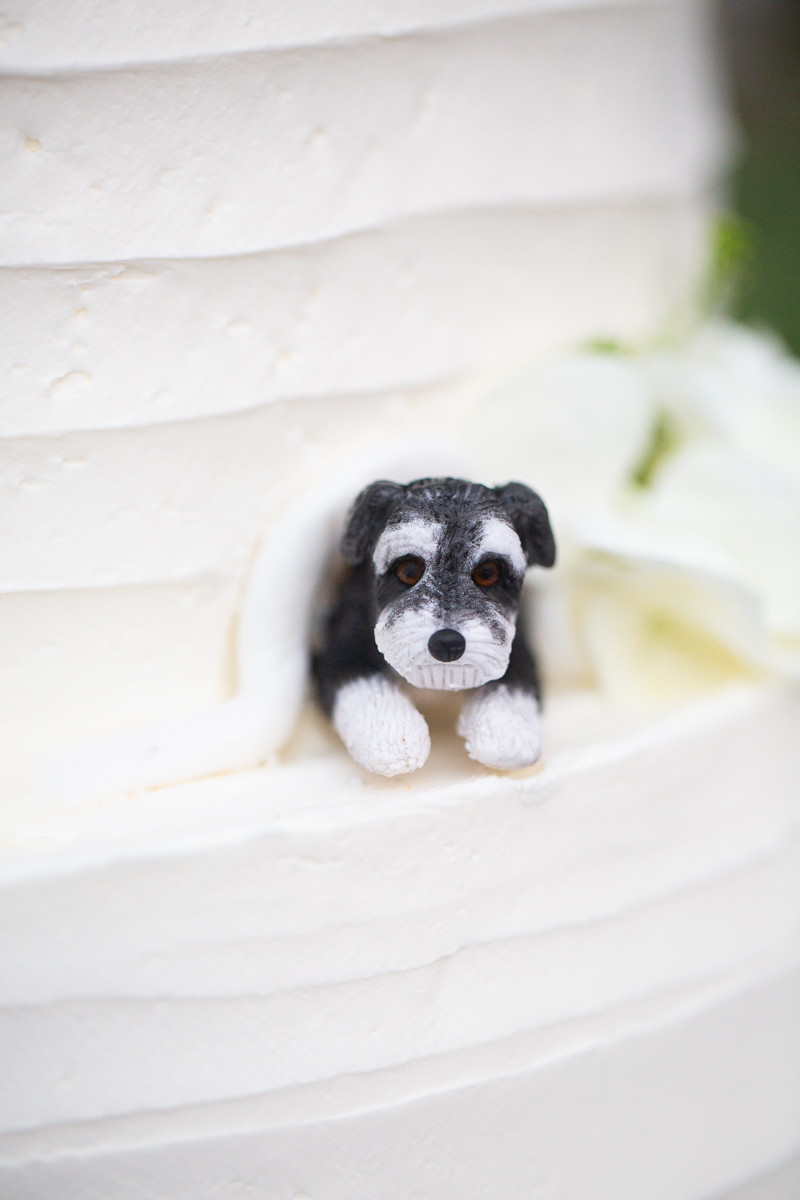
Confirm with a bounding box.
[0,0,661,71]
[0,0,727,794]
[10,321,799,809]
[2,1,799,1196]
[2,683,799,1197]
[0,202,709,436]
[0,4,728,265]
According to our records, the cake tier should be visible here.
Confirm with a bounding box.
[0,0,677,70]
[0,0,727,794]
[1,201,706,436]
[1,683,799,1197]
[1,2,725,264]
[6,5,789,1194]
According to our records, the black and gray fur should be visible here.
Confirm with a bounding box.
[313,477,555,776]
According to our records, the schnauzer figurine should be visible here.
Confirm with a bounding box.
[313,477,556,776]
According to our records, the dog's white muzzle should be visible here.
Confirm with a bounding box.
[375,608,513,690]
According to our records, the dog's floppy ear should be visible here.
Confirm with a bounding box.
[341,480,407,565]
[493,482,556,568]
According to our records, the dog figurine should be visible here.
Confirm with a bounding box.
[313,477,556,776]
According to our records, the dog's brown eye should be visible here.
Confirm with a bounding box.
[396,556,425,586]
[472,560,500,587]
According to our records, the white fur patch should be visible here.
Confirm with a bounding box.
[375,607,514,690]
[474,516,527,575]
[372,518,442,576]
[333,675,430,776]
[457,685,541,769]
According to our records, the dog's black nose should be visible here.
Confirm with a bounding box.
[428,628,466,662]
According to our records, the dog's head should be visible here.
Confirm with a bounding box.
[341,477,556,689]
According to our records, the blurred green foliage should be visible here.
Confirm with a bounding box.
[726,0,800,354]
[630,411,683,491]
[703,213,754,316]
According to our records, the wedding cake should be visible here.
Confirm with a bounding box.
[1,1,799,1196]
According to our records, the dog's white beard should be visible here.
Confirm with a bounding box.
[375,607,514,690]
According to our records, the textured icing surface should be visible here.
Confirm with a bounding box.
[0,581,236,767]
[0,4,727,264]
[0,389,453,591]
[0,0,729,781]
[0,201,708,435]
[1,972,797,1199]
[5,2,798,1194]
[5,324,799,818]
[722,1156,800,1200]
[1,683,799,1194]
[0,0,654,70]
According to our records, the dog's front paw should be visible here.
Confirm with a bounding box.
[333,675,431,777]
[457,685,541,770]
